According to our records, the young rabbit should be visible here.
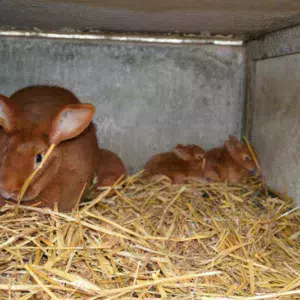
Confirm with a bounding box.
[0,86,103,211]
[96,148,127,187]
[203,135,258,183]
[173,144,221,183]
[142,144,206,184]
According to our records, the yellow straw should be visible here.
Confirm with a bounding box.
[243,136,261,172]
[15,144,56,214]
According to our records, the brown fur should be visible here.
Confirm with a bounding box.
[96,148,127,187]
[203,135,258,183]
[143,144,206,184]
[0,86,104,211]
[172,144,220,183]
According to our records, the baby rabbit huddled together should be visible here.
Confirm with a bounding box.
[143,135,259,184]
[0,85,259,212]
[143,144,206,184]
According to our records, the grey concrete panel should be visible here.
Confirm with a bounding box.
[247,25,300,61]
[244,24,300,139]
[1,0,300,38]
[252,54,300,205]
[0,37,244,173]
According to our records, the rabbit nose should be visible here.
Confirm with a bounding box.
[251,168,258,176]
[0,190,14,200]
[0,179,21,197]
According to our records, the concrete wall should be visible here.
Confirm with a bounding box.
[1,1,300,39]
[246,25,300,205]
[252,54,300,202]
[0,37,244,173]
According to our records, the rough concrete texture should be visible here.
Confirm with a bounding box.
[244,24,300,139]
[1,0,300,38]
[252,54,300,205]
[0,37,244,173]
[247,24,300,60]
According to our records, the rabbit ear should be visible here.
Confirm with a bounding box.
[49,103,95,145]
[0,95,15,133]
[224,140,235,155]
[173,145,189,160]
[229,135,243,148]
[175,144,184,148]
[229,135,240,144]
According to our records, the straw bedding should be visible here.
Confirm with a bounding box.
[0,174,299,299]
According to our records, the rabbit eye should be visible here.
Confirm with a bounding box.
[244,155,251,161]
[35,153,43,164]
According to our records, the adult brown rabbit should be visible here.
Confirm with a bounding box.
[0,86,104,211]
[97,148,127,187]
